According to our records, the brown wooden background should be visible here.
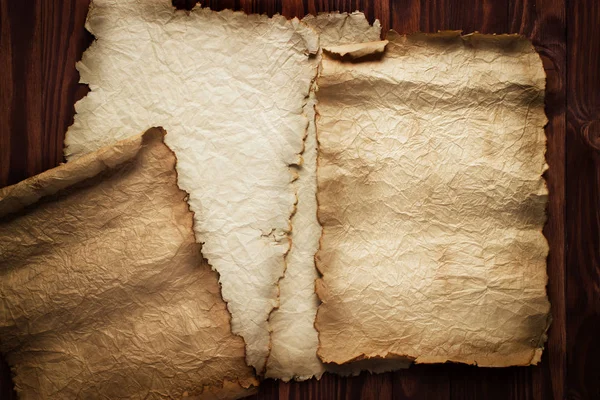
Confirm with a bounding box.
[0,0,598,399]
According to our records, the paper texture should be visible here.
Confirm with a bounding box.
[64,0,318,373]
[265,12,386,381]
[315,32,551,367]
[0,128,256,399]
[301,12,382,46]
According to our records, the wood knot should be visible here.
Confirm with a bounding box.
[583,120,600,151]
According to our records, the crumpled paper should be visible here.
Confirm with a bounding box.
[0,128,257,399]
[266,12,411,380]
[57,0,550,382]
[65,0,319,373]
[265,12,382,381]
[315,32,551,367]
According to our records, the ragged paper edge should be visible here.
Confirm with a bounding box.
[262,58,319,378]
[0,133,142,218]
[264,77,319,382]
[258,32,319,377]
[70,2,320,125]
[1,128,259,397]
[265,12,406,381]
[313,30,552,368]
[163,126,261,391]
[180,10,317,374]
[323,40,389,58]
[66,1,320,375]
[72,3,320,102]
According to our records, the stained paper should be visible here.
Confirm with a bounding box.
[265,12,387,381]
[302,12,382,45]
[0,129,256,399]
[65,0,318,373]
[315,32,551,366]
[55,0,549,381]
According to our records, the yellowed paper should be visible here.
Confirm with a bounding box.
[65,0,318,373]
[0,129,257,399]
[265,12,386,381]
[315,32,550,367]
[302,12,382,46]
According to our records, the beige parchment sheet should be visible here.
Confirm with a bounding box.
[64,0,318,373]
[0,128,257,399]
[264,12,384,381]
[315,32,551,367]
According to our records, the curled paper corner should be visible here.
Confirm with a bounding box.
[0,131,146,218]
[323,40,389,59]
[0,127,258,399]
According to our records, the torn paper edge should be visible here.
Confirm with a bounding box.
[65,1,320,375]
[313,30,552,368]
[1,128,260,397]
[266,12,413,380]
[323,40,389,58]
[255,20,319,376]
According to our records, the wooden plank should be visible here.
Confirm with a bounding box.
[566,0,600,399]
[281,0,305,18]
[447,0,508,33]
[390,0,419,34]
[0,0,18,391]
[0,0,12,186]
[370,0,390,33]
[2,0,39,187]
[391,0,507,35]
[419,0,445,32]
[0,0,90,188]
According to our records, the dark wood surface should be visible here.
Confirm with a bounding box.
[0,0,597,398]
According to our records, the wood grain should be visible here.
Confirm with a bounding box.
[0,0,597,398]
[566,1,600,400]
[509,1,568,399]
[0,0,12,186]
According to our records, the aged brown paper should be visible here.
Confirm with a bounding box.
[265,12,400,381]
[315,32,551,367]
[65,0,319,373]
[0,129,257,399]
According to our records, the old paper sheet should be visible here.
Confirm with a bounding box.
[65,0,318,373]
[0,128,256,399]
[265,12,384,381]
[315,32,551,367]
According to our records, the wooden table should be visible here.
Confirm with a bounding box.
[1,0,597,399]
